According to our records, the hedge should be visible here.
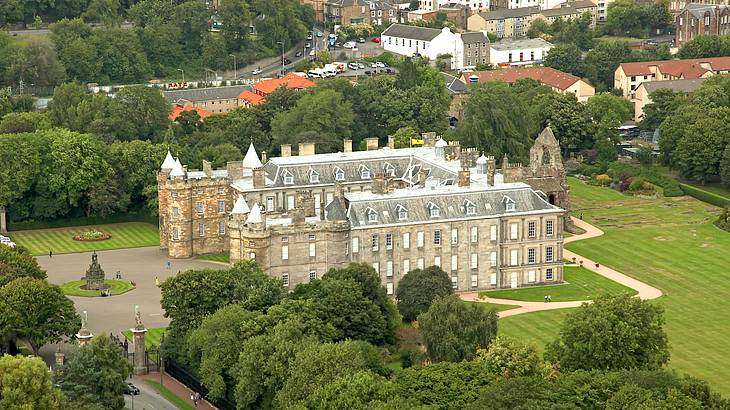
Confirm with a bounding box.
[8,211,157,231]
[679,183,730,208]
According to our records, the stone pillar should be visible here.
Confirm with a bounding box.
[458,168,470,187]
[0,206,6,233]
[387,135,395,149]
[343,139,352,153]
[298,142,315,156]
[487,157,496,186]
[131,306,148,375]
[76,311,93,346]
[366,137,379,151]
[281,144,292,157]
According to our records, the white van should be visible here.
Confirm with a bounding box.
[307,70,322,78]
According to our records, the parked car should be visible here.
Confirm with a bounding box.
[124,383,140,396]
[316,31,323,37]
[385,68,393,74]
[357,62,365,69]
[343,41,356,49]
[307,70,322,78]
[372,37,381,43]
[309,49,316,57]
[348,62,359,70]
[252,68,262,75]
[358,37,365,43]
[370,62,377,68]
[283,58,292,65]
[364,70,372,75]
[295,50,302,57]
[373,61,386,68]
[305,42,311,48]
[307,33,313,40]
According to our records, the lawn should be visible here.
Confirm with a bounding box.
[8,222,159,256]
[144,380,194,410]
[60,279,135,297]
[499,177,730,395]
[480,266,636,303]
[122,327,167,349]
[196,253,230,263]
[464,300,520,312]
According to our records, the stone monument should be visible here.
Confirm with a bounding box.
[76,310,93,346]
[131,305,148,375]
[83,251,108,291]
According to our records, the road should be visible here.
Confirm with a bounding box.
[125,377,178,410]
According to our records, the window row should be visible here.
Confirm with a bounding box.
[352,226,498,252]
[507,246,555,266]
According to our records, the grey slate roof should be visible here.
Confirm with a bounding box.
[163,85,249,103]
[640,78,707,94]
[346,186,558,228]
[541,2,595,17]
[461,31,490,43]
[490,37,553,51]
[478,7,539,20]
[325,197,349,221]
[442,72,467,94]
[381,24,444,41]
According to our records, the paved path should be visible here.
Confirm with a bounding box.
[461,217,663,318]
[136,372,216,410]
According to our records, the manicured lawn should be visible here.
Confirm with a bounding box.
[464,300,520,313]
[196,253,230,263]
[144,380,194,410]
[60,279,135,297]
[499,309,574,351]
[122,327,167,349]
[500,177,730,394]
[480,266,636,303]
[8,222,159,256]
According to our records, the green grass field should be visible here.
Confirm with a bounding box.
[481,266,636,303]
[499,177,730,395]
[60,279,135,297]
[144,380,194,410]
[8,222,159,256]
[122,327,167,349]
[196,253,230,263]
[464,300,519,312]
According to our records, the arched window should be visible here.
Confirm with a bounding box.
[542,147,551,165]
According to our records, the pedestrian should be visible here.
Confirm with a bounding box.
[49,250,52,258]
[195,392,201,405]
[580,212,584,220]
[155,276,159,287]
[190,393,195,406]
[548,295,552,303]
[544,295,548,303]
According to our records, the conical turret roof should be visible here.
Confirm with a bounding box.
[242,141,263,168]
[161,150,176,169]
[245,203,262,224]
[476,154,488,164]
[232,194,250,214]
[170,157,185,177]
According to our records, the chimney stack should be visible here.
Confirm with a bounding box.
[487,156,496,186]
[202,160,213,177]
[261,151,267,163]
[344,139,352,153]
[298,142,315,156]
[458,166,470,187]
[281,144,292,157]
[253,168,265,189]
[366,137,379,151]
[387,135,395,149]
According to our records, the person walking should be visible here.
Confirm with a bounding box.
[155,276,160,287]
[49,250,52,258]
[544,295,548,303]
[195,392,201,406]
[190,393,196,406]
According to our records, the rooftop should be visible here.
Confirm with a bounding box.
[169,104,214,121]
[489,37,553,51]
[381,23,448,41]
[618,57,730,77]
[477,6,540,20]
[463,66,584,91]
[253,73,316,95]
[163,85,250,103]
[639,77,707,94]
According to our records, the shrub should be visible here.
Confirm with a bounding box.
[628,177,654,193]
[595,174,611,186]
[678,183,730,208]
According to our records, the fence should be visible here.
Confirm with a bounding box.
[164,359,236,410]
[110,333,160,374]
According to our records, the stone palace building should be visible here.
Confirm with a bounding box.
[157,128,570,293]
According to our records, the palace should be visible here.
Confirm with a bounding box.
[157,128,570,293]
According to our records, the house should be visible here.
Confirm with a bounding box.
[595,0,615,22]
[169,104,214,121]
[462,66,595,101]
[162,85,250,114]
[669,0,729,16]
[468,7,541,38]
[239,73,316,107]
[614,57,730,99]
[381,24,462,67]
[324,0,399,26]
[540,0,597,26]
[419,0,491,12]
[633,78,706,120]
[674,4,730,47]
[461,31,491,69]
[488,38,553,68]
[158,128,570,292]
[300,0,326,21]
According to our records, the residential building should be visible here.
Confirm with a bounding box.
[614,57,730,99]
[488,38,553,67]
[468,7,541,37]
[420,0,491,11]
[162,85,250,114]
[158,128,570,293]
[381,24,462,67]
[239,73,316,107]
[633,78,706,120]
[325,0,399,26]
[301,0,326,21]
[540,0,597,26]
[670,0,729,15]
[169,104,214,121]
[463,66,595,101]
[595,0,615,22]
[461,31,492,69]
[674,4,730,47]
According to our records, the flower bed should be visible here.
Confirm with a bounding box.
[72,229,111,241]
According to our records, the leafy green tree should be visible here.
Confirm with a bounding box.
[0,277,80,355]
[584,40,632,91]
[199,143,244,168]
[640,88,679,129]
[304,371,410,410]
[675,108,730,183]
[722,144,730,189]
[0,354,64,409]
[50,18,101,83]
[59,334,132,410]
[604,0,646,37]
[0,245,47,287]
[91,27,151,84]
[658,109,696,166]
[543,43,584,78]
[83,0,121,27]
[526,19,552,39]
[101,85,169,142]
[0,112,51,134]
[0,1,23,26]
[395,265,452,322]
[127,0,175,27]
[108,140,169,212]
[274,340,386,408]
[536,92,595,154]
[219,0,254,52]
[392,126,418,148]
[271,89,354,153]
[594,120,621,162]
[137,23,185,78]
[4,40,66,87]
[395,361,494,409]
[173,1,210,55]
[677,35,724,59]
[586,92,633,127]
[418,295,498,363]
[546,294,669,371]
[0,133,41,214]
[476,335,547,378]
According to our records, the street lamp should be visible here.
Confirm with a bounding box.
[277,41,285,76]
[229,54,237,80]
[176,68,184,84]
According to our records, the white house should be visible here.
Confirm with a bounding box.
[381,24,463,69]
[489,38,553,67]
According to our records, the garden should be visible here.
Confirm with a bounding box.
[498,177,730,394]
[60,279,135,297]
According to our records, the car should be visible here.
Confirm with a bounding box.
[317,31,323,37]
[358,37,365,43]
[343,41,356,49]
[309,49,316,57]
[385,68,393,74]
[370,62,377,68]
[307,33,313,40]
[252,68,262,75]
[307,70,322,78]
[364,70,372,75]
[373,61,385,68]
[372,37,381,43]
[283,58,292,65]
[124,383,140,396]
[295,50,302,57]
[348,62,359,70]
[305,42,311,48]
[357,62,365,69]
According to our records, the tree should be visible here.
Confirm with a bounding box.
[543,44,584,78]
[395,265,453,322]
[90,27,151,84]
[677,35,724,59]
[0,112,51,134]
[584,40,632,91]
[199,143,243,168]
[536,92,595,154]
[586,93,633,127]
[0,245,47,287]
[0,354,64,409]
[136,23,185,78]
[604,0,645,37]
[545,294,669,371]
[722,144,730,189]
[675,108,730,183]
[100,85,170,142]
[395,360,494,409]
[392,126,418,148]
[59,334,132,410]
[0,277,80,355]
[274,340,386,408]
[0,133,41,213]
[4,40,66,87]
[418,295,498,362]
[83,0,121,27]
[640,88,679,130]
[476,336,547,378]
[304,371,408,410]
[658,109,696,166]
[594,120,621,162]
[271,89,355,153]
[108,140,169,212]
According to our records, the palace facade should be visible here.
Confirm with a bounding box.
[157,128,570,293]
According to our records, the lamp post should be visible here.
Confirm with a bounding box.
[176,68,184,84]
[229,54,237,80]
[277,41,285,76]
[159,332,165,386]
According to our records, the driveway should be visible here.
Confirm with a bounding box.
[39,247,222,335]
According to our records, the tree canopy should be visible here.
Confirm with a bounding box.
[395,265,453,322]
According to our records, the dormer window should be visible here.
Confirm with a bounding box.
[309,169,319,183]
[395,204,408,220]
[366,207,378,223]
[464,199,477,215]
[502,195,516,212]
[282,170,294,185]
[334,167,345,181]
[359,164,371,179]
[384,163,396,177]
[427,202,440,218]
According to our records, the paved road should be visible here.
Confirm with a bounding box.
[461,217,663,317]
[38,247,221,334]
[125,376,178,410]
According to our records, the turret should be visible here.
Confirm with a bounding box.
[435,138,447,159]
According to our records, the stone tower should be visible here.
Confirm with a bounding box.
[131,305,148,375]
[83,252,106,291]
